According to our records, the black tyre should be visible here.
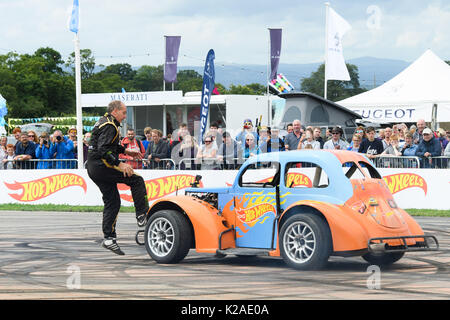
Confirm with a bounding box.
[362,251,405,266]
[144,210,193,264]
[279,213,332,270]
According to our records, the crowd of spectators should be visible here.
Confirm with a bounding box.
[1,118,449,170]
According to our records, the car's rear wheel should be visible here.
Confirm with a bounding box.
[279,213,331,270]
[362,251,405,266]
[144,210,192,264]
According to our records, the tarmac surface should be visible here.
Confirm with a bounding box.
[0,211,449,300]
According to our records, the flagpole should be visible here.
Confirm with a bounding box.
[267,28,271,127]
[74,33,83,169]
[324,2,330,100]
[163,36,166,91]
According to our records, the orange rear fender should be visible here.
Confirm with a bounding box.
[150,195,235,253]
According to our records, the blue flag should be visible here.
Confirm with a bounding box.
[199,49,215,145]
[69,0,79,33]
[0,94,7,130]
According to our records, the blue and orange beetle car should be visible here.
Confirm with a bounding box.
[139,150,438,270]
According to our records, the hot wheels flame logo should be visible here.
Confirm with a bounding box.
[4,174,87,202]
[118,174,203,202]
[383,173,427,195]
[236,203,276,224]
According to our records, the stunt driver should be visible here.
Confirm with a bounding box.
[87,100,150,255]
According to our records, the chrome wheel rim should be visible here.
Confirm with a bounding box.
[148,217,175,257]
[283,221,316,263]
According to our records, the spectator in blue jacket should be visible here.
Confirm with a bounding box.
[415,128,442,168]
[401,133,418,157]
[51,130,75,169]
[35,132,55,169]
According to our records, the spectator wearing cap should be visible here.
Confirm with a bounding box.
[323,127,348,150]
[415,127,442,168]
[284,119,303,151]
[236,119,258,150]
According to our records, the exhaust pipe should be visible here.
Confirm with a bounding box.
[369,243,387,253]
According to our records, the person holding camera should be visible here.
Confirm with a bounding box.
[35,132,55,169]
[235,119,258,150]
[51,130,75,169]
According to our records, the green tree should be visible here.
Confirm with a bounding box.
[301,63,366,101]
[131,65,164,91]
[34,47,64,74]
[174,69,203,93]
[66,49,96,80]
[98,63,136,82]
[227,83,266,95]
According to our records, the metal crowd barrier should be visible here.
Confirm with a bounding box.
[372,156,421,169]
[372,156,450,169]
[178,157,244,170]
[2,159,78,169]
[421,156,450,169]
[3,156,449,170]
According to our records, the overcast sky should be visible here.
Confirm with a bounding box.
[1,0,450,67]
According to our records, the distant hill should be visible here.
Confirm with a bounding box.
[179,56,411,90]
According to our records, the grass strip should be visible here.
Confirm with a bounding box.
[0,204,448,217]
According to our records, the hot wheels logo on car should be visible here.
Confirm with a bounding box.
[118,174,203,202]
[236,203,276,224]
[4,174,87,202]
[383,173,427,195]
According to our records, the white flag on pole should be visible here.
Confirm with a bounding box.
[325,6,351,81]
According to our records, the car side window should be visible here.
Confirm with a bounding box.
[342,162,366,180]
[358,161,382,179]
[239,162,280,188]
[285,162,329,188]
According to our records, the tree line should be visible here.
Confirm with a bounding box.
[0,47,366,119]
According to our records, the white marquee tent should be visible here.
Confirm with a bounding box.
[337,50,450,123]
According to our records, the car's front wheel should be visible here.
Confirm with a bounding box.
[144,210,192,264]
[279,213,331,270]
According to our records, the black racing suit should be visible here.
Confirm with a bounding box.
[87,113,149,239]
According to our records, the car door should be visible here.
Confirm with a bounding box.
[232,161,280,249]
